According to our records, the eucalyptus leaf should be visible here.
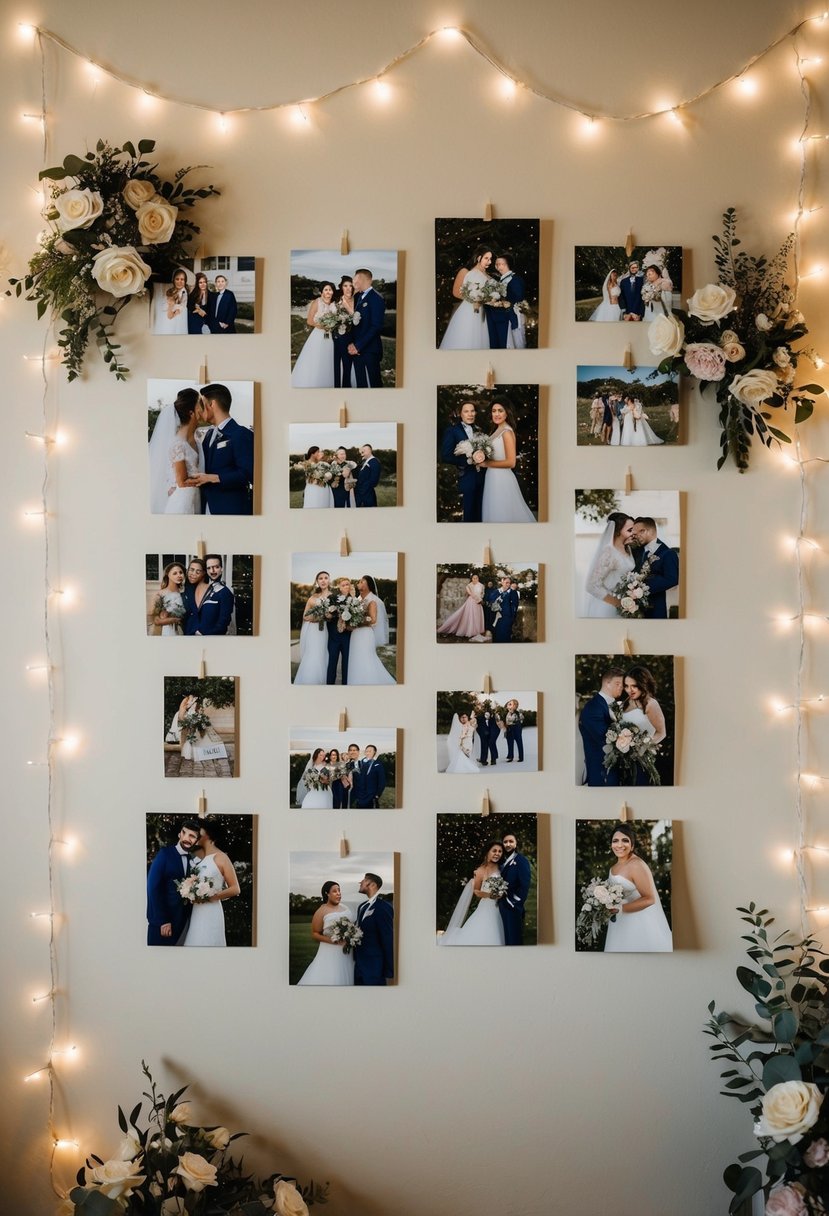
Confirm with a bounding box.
[763,1054,801,1087]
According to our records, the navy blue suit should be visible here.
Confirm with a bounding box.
[352,757,386,808]
[579,692,619,786]
[634,540,679,620]
[499,851,531,945]
[492,588,518,643]
[332,769,349,809]
[440,422,486,523]
[505,712,524,762]
[354,896,394,984]
[485,273,526,348]
[618,272,644,319]
[476,713,500,765]
[326,597,351,685]
[200,418,254,515]
[146,845,191,946]
[355,457,381,507]
[184,581,234,635]
[483,585,499,633]
[188,291,215,334]
[210,288,237,333]
[333,330,354,389]
[351,288,385,387]
[331,480,351,508]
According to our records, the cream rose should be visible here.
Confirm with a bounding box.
[765,1185,808,1216]
[719,330,746,362]
[169,1102,192,1124]
[683,342,727,381]
[756,313,772,331]
[115,1133,142,1160]
[755,1080,823,1144]
[686,283,737,324]
[54,188,104,232]
[91,246,152,297]
[773,346,792,368]
[274,1179,310,1216]
[136,199,178,244]
[729,368,780,408]
[206,1126,230,1150]
[804,1137,829,1167]
[175,1152,218,1192]
[122,178,157,210]
[89,1158,146,1199]
[647,313,685,359]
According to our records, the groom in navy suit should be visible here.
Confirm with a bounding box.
[354,445,381,507]
[440,401,487,522]
[348,269,385,388]
[492,576,519,643]
[485,254,526,348]
[633,517,679,620]
[354,873,394,985]
[476,706,500,766]
[352,745,387,808]
[618,260,645,321]
[210,274,237,333]
[184,554,235,635]
[499,832,532,945]
[146,819,201,945]
[191,383,254,515]
[579,668,624,786]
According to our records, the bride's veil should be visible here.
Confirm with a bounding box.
[438,877,475,943]
[601,270,613,304]
[295,757,314,805]
[148,403,178,513]
[446,713,462,757]
[585,519,617,594]
[369,593,389,646]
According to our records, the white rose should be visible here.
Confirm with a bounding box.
[122,178,157,210]
[778,364,796,385]
[729,368,780,407]
[648,313,686,359]
[719,329,746,362]
[54,188,104,232]
[755,1080,823,1144]
[91,246,152,297]
[115,1133,142,1160]
[687,283,737,323]
[206,1126,230,1150]
[773,347,792,368]
[136,199,178,244]
[169,1102,192,1124]
[756,313,773,331]
[620,596,636,614]
[593,885,610,906]
[274,1179,310,1216]
[174,1152,218,1193]
[89,1158,146,1199]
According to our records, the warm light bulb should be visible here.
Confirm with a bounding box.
[800,56,824,66]
[32,991,53,1004]
[58,735,80,753]
[439,26,462,40]
[18,22,37,41]
[138,91,157,111]
[54,1140,79,1150]
[737,75,757,95]
[802,265,826,279]
[54,586,75,604]
[500,76,517,98]
[373,79,391,103]
[669,108,683,125]
[24,1067,47,1082]
[216,113,228,134]
[582,116,599,137]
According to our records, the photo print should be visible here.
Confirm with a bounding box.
[147,379,256,516]
[163,676,238,778]
[437,690,539,774]
[575,655,676,787]
[290,726,399,809]
[436,813,538,947]
[290,249,398,388]
[576,365,680,447]
[435,218,540,349]
[146,812,256,947]
[151,254,256,334]
[289,851,395,986]
[289,421,399,509]
[436,561,539,644]
[574,244,683,323]
[574,489,681,619]
[575,819,673,953]
[145,551,256,636]
[290,552,399,686]
[436,384,539,524]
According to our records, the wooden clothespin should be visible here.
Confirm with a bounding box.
[619,801,631,823]
[624,230,635,258]
[623,345,635,372]
[481,789,491,818]
[624,467,633,493]
[339,403,348,428]
[197,790,207,819]
[340,230,349,256]
[339,832,349,858]
[483,541,493,565]
[198,355,208,384]
[482,673,493,694]
[485,364,495,389]
[339,708,348,732]
[199,652,207,678]
[340,532,350,557]
[196,539,206,559]
[623,635,634,657]
[484,201,494,222]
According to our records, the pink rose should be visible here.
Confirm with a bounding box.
[684,342,727,381]
[615,729,634,754]
[804,1137,829,1167]
[766,1185,808,1216]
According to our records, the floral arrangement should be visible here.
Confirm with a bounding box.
[454,434,494,464]
[334,596,368,632]
[611,562,652,619]
[460,278,504,311]
[7,139,219,381]
[179,710,211,743]
[302,767,331,792]
[603,711,661,785]
[481,875,509,900]
[327,917,363,953]
[65,1062,327,1214]
[175,863,216,905]
[648,208,824,472]
[576,877,626,947]
[706,905,829,1215]
[315,310,341,338]
[304,597,333,632]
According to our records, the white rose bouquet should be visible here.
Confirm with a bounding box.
[576,877,627,947]
[302,766,332,792]
[611,561,653,619]
[303,595,332,632]
[460,277,504,312]
[481,874,509,900]
[175,862,217,905]
[454,432,495,464]
[603,708,661,785]
[335,594,369,632]
[315,308,341,338]
[327,916,363,953]
[7,139,219,381]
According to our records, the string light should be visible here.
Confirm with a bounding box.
[54,1140,79,1151]
[372,78,391,103]
[737,75,758,94]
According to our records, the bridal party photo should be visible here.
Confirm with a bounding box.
[145,551,256,637]
[162,676,238,779]
[145,813,255,948]
[288,851,396,986]
[575,654,676,787]
[290,727,398,810]
[289,249,398,388]
[436,813,538,947]
[574,244,683,323]
[436,561,540,644]
[576,365,681,447]
[151,255,256,334]
[435,218,540,349]
[436,384,540,523]
[147,379,256,516]
[290,552,399,686]
[574,489,681,619]
[575,819,673,953]
[288,422,399,509]
[436,690,539,774]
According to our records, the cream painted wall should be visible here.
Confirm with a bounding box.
[2,3,828,1213]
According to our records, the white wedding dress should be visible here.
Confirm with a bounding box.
[621,406,664,447]
[157,590,185,636]
[439,269,491,350]
[439,878,505,945]
[181,854,226,947]
[347,594,395,685]
[291,301,338,387]
[297,908,356,985]
[299,765,334,809]
[481,429,536,523]
[444,715,482,773]
[154,286,188,334]
[589,274,622,322]
[584,539,635,617]
[303,482,335,508]
[148,406,204,514]
[604,871,672,952]
[165,439,201,514]
[294,601,330,685]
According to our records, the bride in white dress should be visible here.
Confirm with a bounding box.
[302,447,335,509]
[583,513,635,617]
[154,268,189,335]
[589,269,622,321]
[439,246,494,350]
[443,713,482,774]
[294,570,332,686]
[480,403,537,523]
[620,667,666,783]
[297,881,356,985]
[291,281,338,387]
[620,398,665,447]
[603,824,672,952]
[148,388,204,515]
[151,562,187,636]
[296,748,334,809]
[439,841,506,945]
[181,820,240,948]
[347,576,396,685]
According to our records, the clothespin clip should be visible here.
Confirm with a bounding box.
[482,673,493,694]
[339,403,348,428]
[623,636,634,657]
[625,230,635,258]
[339,708,348,732]
[340,832,349,858]
[624,467,633,493]
[483,541,493,565]
[481,789,491,817]
[198,356,208,384]
[484,202,494,222]
[196,539,206,559]
[623,344,635,372]
[340,532,350,557]
[199,652,207,678]
[197,790,207,819]
[485,365,495,389]
[340,230,350,256]
[619,801,631,823]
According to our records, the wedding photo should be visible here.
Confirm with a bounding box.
[290,727,398,809]
[435,218,540,349]
[162,676,238,779]
[574,244,683,323]
[436,813,538,947]
[145,552,256,636]
[574,489,681,619]
[151,255,256,334]
[147,379,256,516]
[575,819,673,953]
[436,690,539,774]
[290,552,399,686]
[576,365,681,447]
[436,561,540,644]
[436,384,540,523]
[288,422,399,509]
[575,654,676,787]
[145,813,256,948]
[290,249,398,388]
[289,851,396,986]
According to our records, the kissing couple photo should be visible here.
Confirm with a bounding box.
[290,727,398,809]
[575,654,676,787]
[290,552,399,686]
[436,690,539,774]
[574,245,683,323]
[577,365,680,447]
[163,676,238,779]
[575,819,673,953]
[436,813,538,947]
[436,562,539,644]
[151,255,256,335]
[288,422,398,509]
[145,552,255,637]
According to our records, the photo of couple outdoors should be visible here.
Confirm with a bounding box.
[574,244,683,323]
[289,422,398,509]
[290,728,397,810]
[163,676,237,778]
[291,552,398,686]
[290,250,398,388]
[574,489,681,619]
[575,819,673,953]
[145,813,255,948]
[151,255,255,334]
[435,218,539,349]
[145,552,254,637]
[437,384,539,523]
[577,365,680,447]
[436,562,539,644]
[576,654,676,787]
[289,852,395,986]
[436,814,538,947]
[147,379,255,516]
[437,690,538,774]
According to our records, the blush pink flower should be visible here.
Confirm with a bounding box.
[684,342,727,381]
[765,1184,808,1216]
[804,1137,829,1167]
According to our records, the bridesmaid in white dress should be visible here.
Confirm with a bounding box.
[151,562,187,635]
[294,570,332,686]
[291,281,338,387]
[346,576,396,685]
[182,820,240,948]
[296,748,334,809]
[297,881,356,985]
[439,841,506,945]
[603,823,672,952]
[480,403,537,523]
[439,246,494,350]
[584,513,635,617]
[302,447,335,509]
[437,574,486,639]
[589,269,622,321]
[443,713,482,773]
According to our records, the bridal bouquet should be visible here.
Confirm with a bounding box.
[603,711,661,785]
[334,305,360,335]
[302,766,331,792]
[180,710,211,743]
[315,310,341,338]
[304,596,332,631]
[576,877,626,947]
[327,917,363,954]
[481,875,509,900]
[64,1062,327,1214]
[7,139,219,381]
[328,456,357,487]
[648,208,825,472]
[454,433,494,464]
[334,595,368,632]
[461,278,504,312]
[175,863,216,905]
[612,562,652,619]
